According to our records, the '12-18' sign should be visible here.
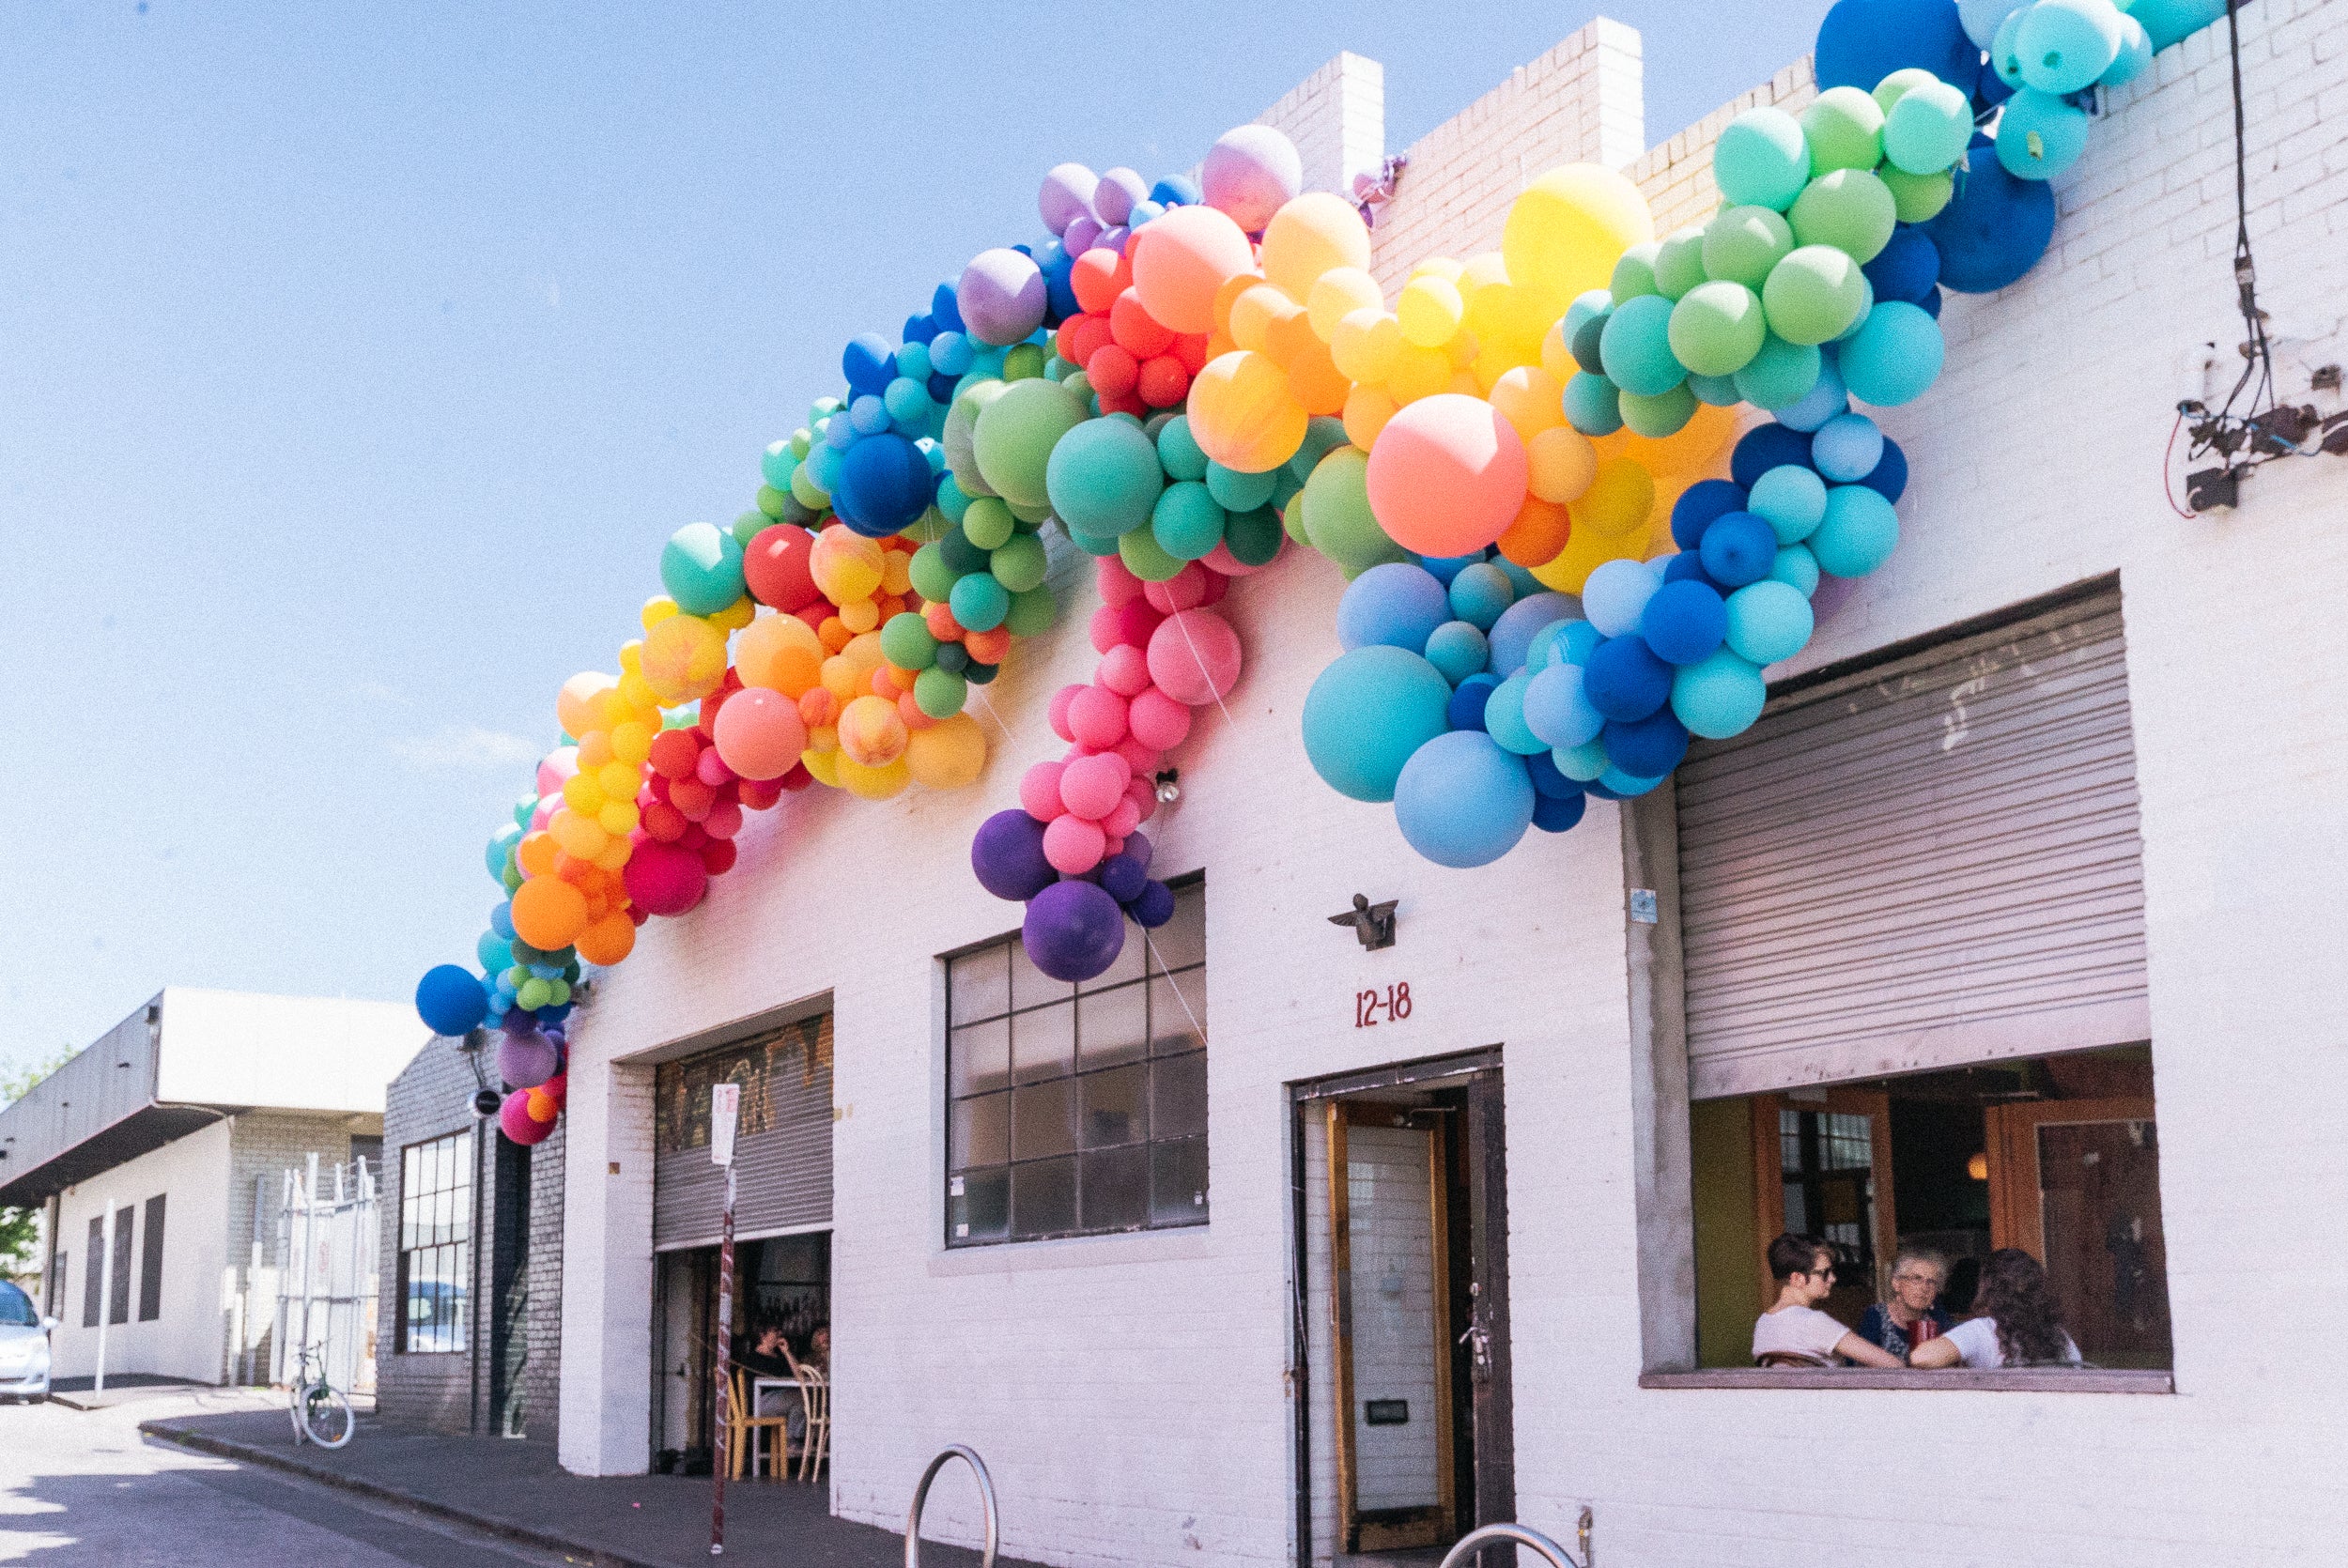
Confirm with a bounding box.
[1354,983,1413,1028]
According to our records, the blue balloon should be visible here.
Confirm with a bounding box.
[1424,620,1491,684]
[1489,592,1574,676]
[1448,562,1516,630]
[1671,649,1770,739]
[1815,0,1982,96]
[1418,553,1479,587]
[1777,354,1849,432]
[416,964,489,1038]
[1862,226,1941,304]
[930,330,974,377]
[829,431,935,538]
[1532,791,1590,834]
[1700,512,1780,587]
[1724,579,1818,665]
[1526,748,1583,800]
[1919,284,1943,320]
[1811,485,1902,576]
[1672,479,1749,550]
[1640,579,1730,666]
[1583,559,1661,638]
[1555,620,1604,666]
[1522,662,1605,749]
[1448,672,1502,731]
[1393,731,1537,869]
[1732,423,1815,487]
[903,312,940,346]
[1661,551,1724,590]
[1100,853,1148,904]
[842,332,896,397]
[1858,437,1908,502]
[1810,413,1886,483]
[1303,647,1454,803]
[1840,303,1945,408]
[1339,563,1452,653]
[1582,635,1675,722]
[1925,145,2058,293]
[1602,709,1691,777]
[931,282,965,332]
[1151,175,1203,206]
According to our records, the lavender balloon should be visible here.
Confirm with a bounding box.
[1038,162,1099,236]
[1064,214,1103,255]
[1201,124,1304,233]
[497,1031,561,1089]
[956,248,1049,346]
[973,809,1056,901]
[1023,880,1127,982]
[1092,166,1149,225]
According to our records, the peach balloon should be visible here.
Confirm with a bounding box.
[1259,192,1372,303]
[710,687,809,781]
[1129,205,1257,335]
[556,672,617,740]
[1186,350,1307,474]
[1364,393,1531,557]
[837,693,908,768]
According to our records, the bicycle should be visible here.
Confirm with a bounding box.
[286,1344,355,1450]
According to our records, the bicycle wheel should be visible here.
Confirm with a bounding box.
[301,1383,355,1449]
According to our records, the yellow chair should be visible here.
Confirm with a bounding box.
[725,1366,793,1480]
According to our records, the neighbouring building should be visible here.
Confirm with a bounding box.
[544,8,2347,1567]
[0,989,421,1389]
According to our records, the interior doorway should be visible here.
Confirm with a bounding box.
[1293,1050,1512,1568]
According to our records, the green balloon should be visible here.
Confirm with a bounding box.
[1733,333,1824,411]
[1883,78,1973,176]
[1879,165,1954,223]
[1226,504,1284,566]
[1043,413,1163,537]
[1609,241,1662,305]
[1155,414,1210,482]
[1762,246,1869,346]
[1667,281,1769,377]
[1562,371,1625,437]
[962,496,1016,550]
[1003,342,1046,382]
[942,379,1006,499]
[1652,226,1709,301]
[971,380,1083,511]
[1061,369,1094,408]
[913,667,968,719]
[1205,460,1276,513]
[879,611,938,670]
[754,484,787,519]
[1282,492,1309,545]
[1119,521,1186,582]
[732,510,770,548]
[1870,68,1940,115]
[1598,294,1685,397]
[1713,108,1810,212]
[1788,170,1897,264]
[1702,205,1795,291]
[1619,382,1698,438]
[1152,481,1228,561]
[1800,86,1885,174]
[989,531,1049,592]
[1299,446,1409,575]
[908,542,958,603]
[1005,585,1058,636]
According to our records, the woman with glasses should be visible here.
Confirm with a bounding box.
[1753,1233,1906,1369]
[1910,1248,2083,1369]
[1858,1247,1955,1360]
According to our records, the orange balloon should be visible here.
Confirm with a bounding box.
[1129,205,1257,335]
[1186,350,1308,474]
[734,611,826,698]
[964,626,1012,665]
[1285,337,1352,416]
[511,875,589,951]
[575,911,637,966]
[516,831,559,879]
[1497,496,1573,566]
[1364,393,1531,557]
[1210,270,1263,338]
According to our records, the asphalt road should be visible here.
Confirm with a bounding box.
[0,1391,568,1568]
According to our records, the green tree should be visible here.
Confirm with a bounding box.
[0,1047,78,1278]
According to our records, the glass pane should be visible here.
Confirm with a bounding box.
[1079,1146,1150,1232]
[1012,1080,1074,1161]
[1150,882,1206,973]
[1825,1113,1873,1171]
[950,942,1012,1023]
[1011,933,1074,1012]
[950,1018,1011,1097]
[1151,1137,1209,1227]
[1012,1157,1077,1237]
[950,1168,1010,1244]
[1151,1053,1208,1140]
[1012,1000,1075,1085]
[1149,972,1208,1055]
[1783,1180,1807,1234]
[1078,1065,1146,1149]
[1078,925,1146,992]
[1077,982,1149,1069]
[950,1092,1009,1171]
[2037,1118,2172,1368]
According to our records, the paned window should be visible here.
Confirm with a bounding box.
[397,1130,472,1352]
[945,877,1208,1247]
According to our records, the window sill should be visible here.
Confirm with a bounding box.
[1639,1368,2173,1394]
[927,1224,1213,1276]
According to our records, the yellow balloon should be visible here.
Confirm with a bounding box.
[562,772,604,814]
[617,669,659,715]
[1341,383,1398,451]
[596,761,638,800]
[708,594,756,633]
[610,720,654,766]
[1305,267,1383,341]
[597,800,640,838]
[556,672,617,741]
[834,753,910,800]
[1386,343,1452,405]
[810,524,885,605]
[1410,255,1464,283]
[1573,456,1658,539]
[1396,274,1465,348]
[641,596,679,632]
[1185,350,1308,474]
[1502,163,1656,304]
[1228,283,1301,354]
[1458,254,1513,337]
[592,836,634,873]
[1531,514,1648,593]
[1259,192,1372,302]
[735,612,825,697]
[548,807,610,860]
[904,713,987,791]
[1329,308,1402,385]
[1489,366,1565,444]
[1526,426,1599,504]
[641,613,727,704]
[1539,319,1577,384]
[819,653,862,703]
[800,746,842,789]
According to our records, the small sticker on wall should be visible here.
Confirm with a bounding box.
[950,1176,965,1197]
[1629,888,1659,924]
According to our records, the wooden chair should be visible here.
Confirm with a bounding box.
[790,1365,830,1482]
[1755,1350,1835,1369]
[725,1366,793,1480]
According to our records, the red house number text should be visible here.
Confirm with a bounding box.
[1354,983,1413,1028]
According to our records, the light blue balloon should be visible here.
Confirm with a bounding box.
[1303,646,1454,803]
[1424,621,1491,684]
[1724,579,1817,666]
[1448,562,1516,631]
[1598,768,1667,797]
[1748,464,1829,545]
[1552,738,1611,781]
[2130,0,2224,53]
[1997,88,2092,181]
[2101,14,2153,85]
[1810,485,1902,576]
[1523,663,1606,749]
[1555,620,1605,666]
[1771,543,1823,597]
[1810,412,1885,483]
[1484,672,1549,757]
[1671,649,1769,739]
[490,901,516,942]
[1961,0,2024,49]
[1840,303,1945,408]
[805,441,842,490]
[1777,352,1849,431]
[931,331,973,376]
[1583,558,1661,638]
[487,823,521,881]
[1488,592,1575,677]
[1523,618,1573,673]
[2016,0,2123,94]
[1339,563,1452,653]
[1392,731,1537,869]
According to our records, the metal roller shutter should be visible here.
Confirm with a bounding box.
[1676,588,2150,1099]
[653,1012,833,1250]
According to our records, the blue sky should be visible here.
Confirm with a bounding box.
[0,1,1831,1074]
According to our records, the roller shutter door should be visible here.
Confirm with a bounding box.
[653,1012,832,1250]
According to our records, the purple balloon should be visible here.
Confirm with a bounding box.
[1809,571,1861,626]
[973,809,1056,902]
[498,1031,560,1089]
[1100,853,1147,904]
[1123,830,1152,870]
[1063,215,1103,255]
[956,248,1048,346]
[1038,162,1098,236]
[1202,125,1304,233]
[1130,880,1177,930]
[1092,167,1149,226]
[1022,881,1128,983]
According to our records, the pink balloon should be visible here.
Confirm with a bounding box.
[1113,737,1159,776]
[1096,555,1146,608]
[1098,644,1151,698]
[1048,684,1085,743]
[1020,760,1069,821]
[1147,608,1243,707]
[1143,562,1209,614]
[1043,813,1108,875]
[1059,752,1132,821]
[696,747,735,787]
[531,796,559,831]
[1365,393,1530,557]
[1127,687,1194,751]
[536,746,579,797]
[1104,797,1143,838]
[702,800,743,840]
[1113,600,1164,649]
[710,688,807,781]
[1089,605,1125,653]
[1198,570,1229,606]
[1123,777,1159,823]
[500,1090,554,1145]
[1103,835,1125,860]
[1067,685,1130,750]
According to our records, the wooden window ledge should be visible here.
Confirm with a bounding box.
[1640,1368,2172,1394]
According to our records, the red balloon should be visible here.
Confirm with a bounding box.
[700,838,738,875]
[1109,288,1175,359]
[1136,355,1191,408]
[624,841,708,916]
[1087,343,1139,398]
[1059,313,1113,368]
[744,525,819,611]
[648,729,701,781]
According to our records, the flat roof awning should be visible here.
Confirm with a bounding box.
[0,1102,248,1207]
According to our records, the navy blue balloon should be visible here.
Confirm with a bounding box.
[1603,709,1691,777]
[1526,749,1583,800]
[1532,792,1589,834]
[1863,227,1941,304]
[1582,636,1674,722]
[1585,781,1627,802]
[1045,270,1081,320]
[1700,512,1780,587]
[931,281,965,332]
[1858,438,1909,503]
[830,431,935,538]
[1661,552,1726,591]
[1130,879,1177,928]
[1641,579,1730,665]
[928,370,961,403]
[1100,852,1148,904]
[416,964,488,1038]
[842,332,896,398]
[1919,285,1943,319]
[1925,146,2058,293]
[1671,479,1749,550]
[1732,423,1815,487]
[1023,880,1127,983]
[973,809,1056,901]
[904,313,940,346]
[1974,67,2016,110]
[1815,0,1981,96]
[1448,673,1502,731]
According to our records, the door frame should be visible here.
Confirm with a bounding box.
[1985,1097,2157,1256]
[1748,1088,1899,1309]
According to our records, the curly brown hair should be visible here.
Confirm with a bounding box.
[1970,1249,2072,1366]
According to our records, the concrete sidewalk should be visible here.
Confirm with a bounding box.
[139,1407,1035,1568]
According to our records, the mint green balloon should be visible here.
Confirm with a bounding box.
[1762,246,1869,346]
[990,531,1048,592]
[908,542,958,603]
[1044,415,1163,537]
[1619,382,1698,438]
[962,495,1017,550]
[1668,281,1768,377]
[1735,333,1823,411]
[878,611,939,670]
[1800,86,1885,174]
[1652,227,1709,301]
[971,378,1085,510]
[1713,108,1810,212]
[659,523,745,616]
[1789,170,1897,263]
[1883,78,1974,175]
[1119,520,1187,582]
[731,510,770,548]
[1151,481,1228,561]
[1598,294,1685,397]
[1299,446,1409,576]
[1871,68,1941,115]
[1005,585,1058,636]
[913,667,968,719]
[1609,241,1662,305]
[1702,206,1795,291]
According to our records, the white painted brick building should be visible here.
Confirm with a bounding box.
[556,4,2348,1563]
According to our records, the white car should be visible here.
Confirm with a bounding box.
[0,1282,54,1402]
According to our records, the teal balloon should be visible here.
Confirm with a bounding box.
[1748,464,1828,544]
[487,823,521,882]
[1562,372,1625,436]
[1689,373,1743,407]
[2016,0,2123,93]
[949,570,1012,631]
[1671,649,1769,739]
[1392,730,1537,869]
[1733,334,1824,411]
[1424,621,1491,685]
[1152,481,1228,561]
[1810,484,1901,576]
[1713,108,1811,211]
[2101,14,2153,85]
[1287,417,1352,484]
[1839,301,1945,407]
[1996,88,2091,180]
[477,933,513,974]
[1046,417,1164,537]
[1204,461,1277,513]
[2129,0,2222,53]
[1599,295,1685,397]
[1620,382,1698,438]
[1723,579,1816,665]
[1155,414,1211,481]
[1883,78,1975,176]
[1770,543,1823,597]
[1483,672,1548,757]
[1303,646,1454,803]
[659,522,746,616]
[1552,738,1609,782]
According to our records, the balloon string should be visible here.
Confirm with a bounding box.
[1170,605,1240,732]
[1144,930,1209,1054]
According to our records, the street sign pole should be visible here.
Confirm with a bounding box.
[708,1083,741,1558]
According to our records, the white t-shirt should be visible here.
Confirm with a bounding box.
[1940,1315,2083,1369]
[1753,1305,1850,1363]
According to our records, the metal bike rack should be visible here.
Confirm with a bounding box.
[904,1444,998,1568]
[1438,1518,1587,1568]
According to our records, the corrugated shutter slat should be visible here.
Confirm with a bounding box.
[653,1014,834,1251]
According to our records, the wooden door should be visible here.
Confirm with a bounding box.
[1460,1068,1514,1565]
[1748,1089,1899,1322]
[1985,1098,2170,1366]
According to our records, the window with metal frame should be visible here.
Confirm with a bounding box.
[397,1130,472,1353]
[137,1194,165,1322]
[945,876,1208,1247]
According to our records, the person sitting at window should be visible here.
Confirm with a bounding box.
[1753,1233,1905,1369]
[1858,1246,1954,1360]
[1909,1248,2083,1369]
[734,1319,796,1379]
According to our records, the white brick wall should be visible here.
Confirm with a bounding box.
[559,2,2348,1561]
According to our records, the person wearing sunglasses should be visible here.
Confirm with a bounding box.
[1753,1233,1906,1369]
